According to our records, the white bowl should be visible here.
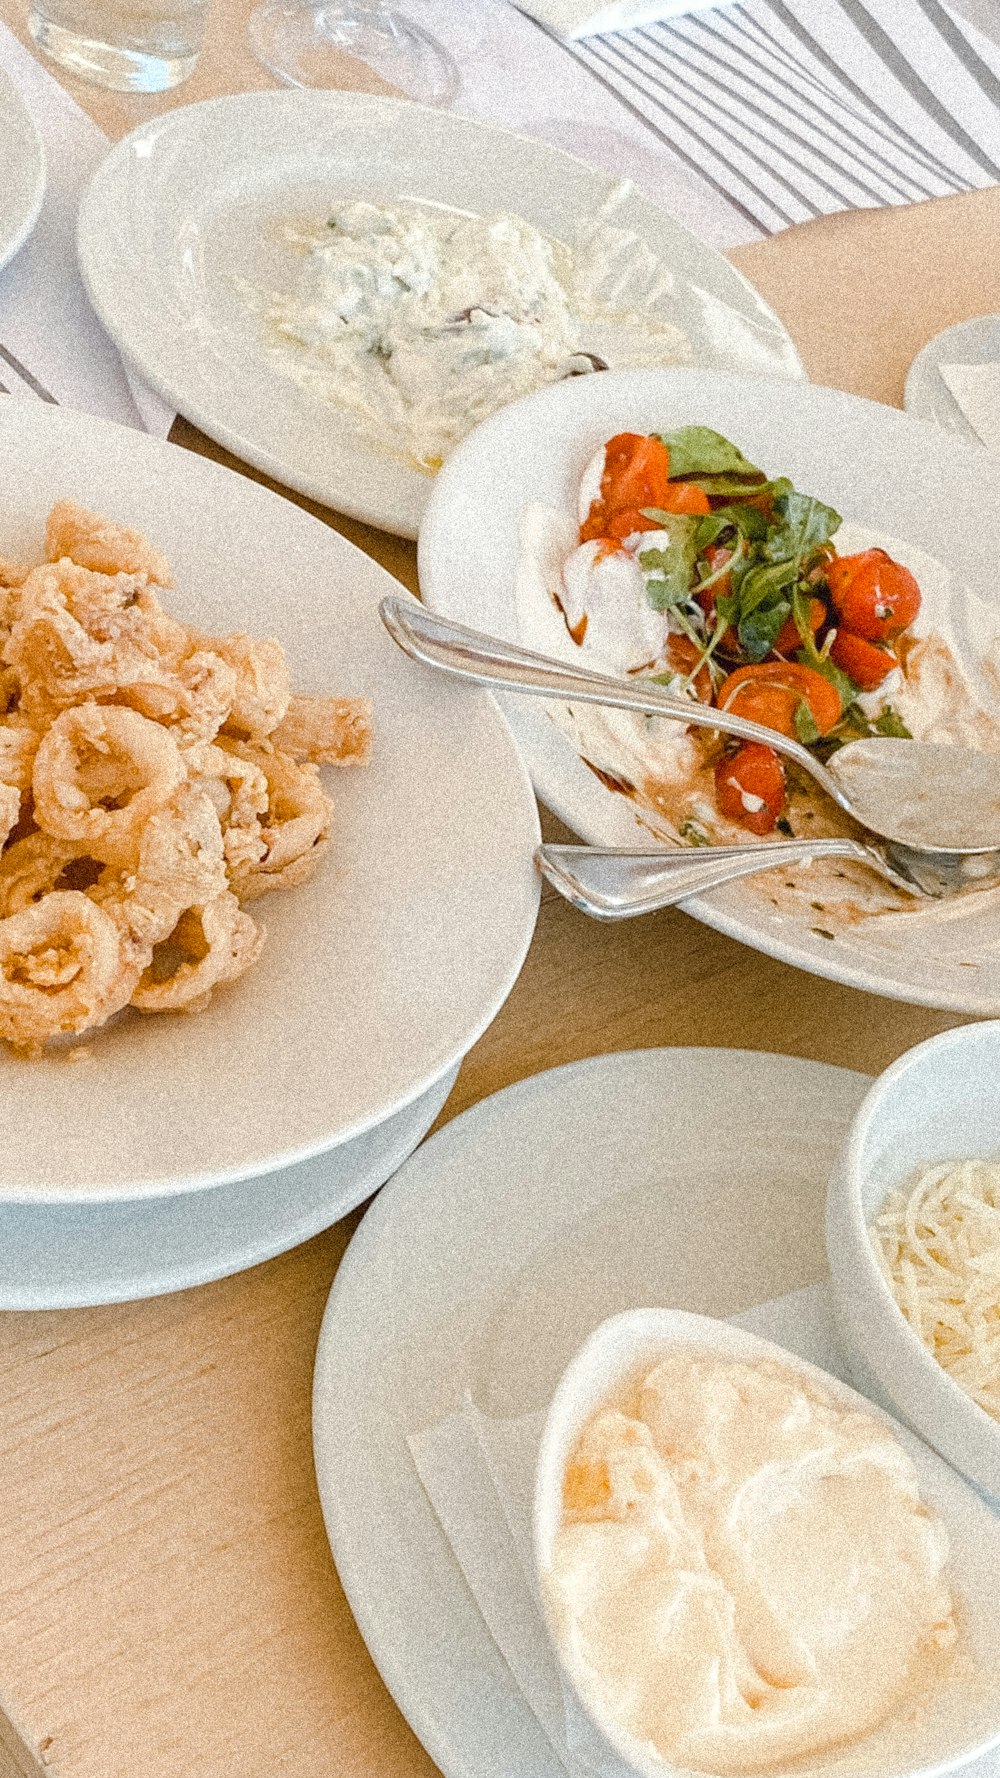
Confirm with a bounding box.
[534,1307,1000,1778]
[826,1023,1000,1504]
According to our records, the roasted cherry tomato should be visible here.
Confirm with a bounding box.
[714,742,786,834]
[824,550,920,642]
[716,661,842,739]
[829,628,896,690]
[601,508,663,541]
[655,480,711,516]
[773,597,826,657]
[579,434,670,540]
[662,634,713,703]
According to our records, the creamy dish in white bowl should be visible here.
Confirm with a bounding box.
[534,1308,1000,1778]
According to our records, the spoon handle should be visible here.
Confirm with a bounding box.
[380,597,850,811]
[535,838,916,918]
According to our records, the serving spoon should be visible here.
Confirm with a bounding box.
[379,596,1000,903]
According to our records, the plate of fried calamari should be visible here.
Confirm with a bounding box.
[420,369,1000,1015]
[0,403,539,1201]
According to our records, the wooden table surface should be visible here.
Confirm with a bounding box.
[1,7,999,1775]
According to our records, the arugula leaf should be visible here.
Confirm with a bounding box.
[793,700,821,746]
[656,427,763,481]
[637,515,699,611]
[795,648,855,710]
[874,706,912,739]
[738,599,791,663]
[738,558,798,614]
[694,504,770,549]
[644,579,685,611]
[763,490,841,563]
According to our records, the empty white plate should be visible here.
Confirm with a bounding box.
[904,315,1000,443]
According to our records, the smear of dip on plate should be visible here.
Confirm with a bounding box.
[248,199,689,473]
[547,1349,958,1775]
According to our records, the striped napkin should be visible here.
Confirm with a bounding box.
[557,0,1000,234]
[513,0,732,42]
[413,0,1000,247]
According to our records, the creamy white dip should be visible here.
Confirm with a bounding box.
[547,1351,956,1776]
[257,201,688,471]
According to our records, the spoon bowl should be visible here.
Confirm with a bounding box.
[380,596,1000,875]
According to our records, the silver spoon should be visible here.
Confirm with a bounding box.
[380,596,1000,874]
[535,838,936,918]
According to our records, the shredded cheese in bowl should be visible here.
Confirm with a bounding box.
[872,1160,1000,1422]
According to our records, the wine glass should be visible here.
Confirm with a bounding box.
[248,0,459,104]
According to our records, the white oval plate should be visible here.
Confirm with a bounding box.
[76,90,803,540]
[419,367,1000,1015]
[0,1063,456,1309]
[0,403,539,1202]
[313,1049,1000,1778]
[0,65,45,273]
[904,315,1000,443]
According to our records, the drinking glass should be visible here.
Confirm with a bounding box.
[247,0,459,104]
[28,0,209,88]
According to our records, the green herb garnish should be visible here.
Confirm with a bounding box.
[680,819,711,847]
[874,706,912,738]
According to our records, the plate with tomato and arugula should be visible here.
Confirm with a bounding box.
[419,369,1000,1013]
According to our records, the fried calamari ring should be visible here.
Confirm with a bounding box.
[194,632,290,742]
[5,562,190,719]
[93,784,228,947]
[192,742,269,874]
[271,694,372,765]
[224,745,331,901]
[32,704,185,861]
[0,723,40,791]
[0,833,95,918]
[116,649,237,749]
[0,783,20,855]
[0,891,146,1050]
[0,557,26,591]
[131,891,262,1014]
[0,668,22,717]
[45,500,173,586]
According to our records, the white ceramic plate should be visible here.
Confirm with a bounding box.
[313,1049,1000,1778]
[0,65,45,273]
[0,402,539,1202]
[904,316,1000,441]
[76,90,803,540]
[0,1062,456,1309]
[419,367,1000,1015]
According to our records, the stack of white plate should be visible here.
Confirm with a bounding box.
[0,403,541,1307]
[0,63,44,274]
